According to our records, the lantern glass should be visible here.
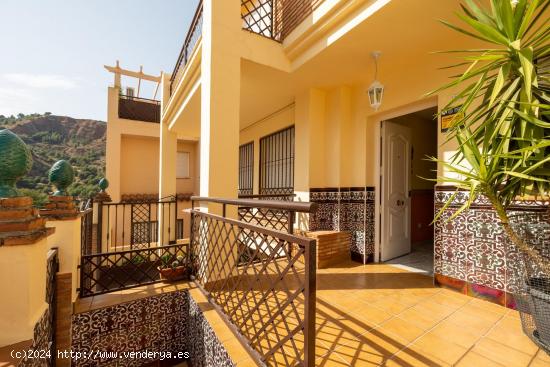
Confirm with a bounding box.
[368,80,384,110]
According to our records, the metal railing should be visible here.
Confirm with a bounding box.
[170,0,203,95]
[89,196,182,254]
[242,0,325,41]
[118,95,161,123]
[190,196,317,367]
[79,242,189,297]
[237,193,297,233]
[79,196,186,297]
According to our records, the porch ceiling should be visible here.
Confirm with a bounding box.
[168,83,201,139]
[239,0,489,128]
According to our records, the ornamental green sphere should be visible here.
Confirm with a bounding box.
[49,160,74,196]
[0,129,33,198]
[98,177,109,192]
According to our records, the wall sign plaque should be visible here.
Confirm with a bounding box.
[441,106,464,132]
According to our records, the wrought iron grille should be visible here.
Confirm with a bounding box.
[79,243,189,297]
[241,0,325,41]
[96,197,180,252]
[80,207,93,256]
[239,142,254,196]
[509,212,550,353]
[242,0,277,39]
[260,126,295,196]
[171,1,203,95]
[118,95,161,123]
[190,198,317,367]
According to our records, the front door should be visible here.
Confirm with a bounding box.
[381,120,411,261]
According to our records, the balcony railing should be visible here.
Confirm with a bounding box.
[242,0,325,41]
[170,0,203,95]
[118,95,161,123]
[170,1,325,95]
[190,196,317,366]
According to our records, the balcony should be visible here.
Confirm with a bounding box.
[118,94,161,123]
[170,0,326,96]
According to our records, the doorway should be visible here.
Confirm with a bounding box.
[380,107,438,275]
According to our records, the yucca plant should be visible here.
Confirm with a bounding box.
[430,0,549,271]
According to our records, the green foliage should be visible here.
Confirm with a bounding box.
[430,0,550,218]
[430,0,550,269]
[18,188,48,207]
[0,113,105,201]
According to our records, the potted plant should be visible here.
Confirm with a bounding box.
[430,0,549,349]
[158,255,191,282]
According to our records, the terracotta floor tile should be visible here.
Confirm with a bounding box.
[315,352,351,367]
[409,333,468,365]
[470,337,533,367]
[334,330,407,367]
[386,345,450,367]
[376,317,426,343]
[535,350,550,362]
[446,309,501,335]
[455,351,505,367]
[485,320,540,356]
[427,319,483,349]
[349,304,394,326]
[396,307,442,331]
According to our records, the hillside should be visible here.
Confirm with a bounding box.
[0,113,106,203]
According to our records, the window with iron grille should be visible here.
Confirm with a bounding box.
[259,126,294,195]
[239,142,254,196]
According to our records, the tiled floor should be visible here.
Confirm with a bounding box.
[313,260,548,366]
[74,261,549,367]
[386,241,434,275]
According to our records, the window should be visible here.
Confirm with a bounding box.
[176,152,190,178]
[259,126,294,195]
[239,142,254,196]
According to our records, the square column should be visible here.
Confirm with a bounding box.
[200,0,241,212]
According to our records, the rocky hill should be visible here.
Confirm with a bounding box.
[0,113,106,204]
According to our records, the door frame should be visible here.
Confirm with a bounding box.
[372,98,438,263]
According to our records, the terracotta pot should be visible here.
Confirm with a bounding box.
[158,265,189,282]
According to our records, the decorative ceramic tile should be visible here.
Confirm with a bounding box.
[188,297,236,367]
[309,187,375,264]
[434,186,549,307]
[309,188,340,231]
[72,292,189,366]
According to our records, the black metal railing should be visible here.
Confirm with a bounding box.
[79,243,189,297]
[79,196,186,297]
[239,142,254,196]
[170,1,203,95]
[87,196,181,255]
[242,0,325,41]
[118,95,161,123]
[237,193,297,233]
[190,196,317,367]
[260,126,295,196]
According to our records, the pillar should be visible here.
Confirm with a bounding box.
[105,86,122,202]
[159,73,178,244]
[200,0,241,213]
[40,196,82,366]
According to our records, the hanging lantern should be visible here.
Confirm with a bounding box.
[367,51,384,111]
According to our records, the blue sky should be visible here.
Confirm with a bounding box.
[0,0,199,121]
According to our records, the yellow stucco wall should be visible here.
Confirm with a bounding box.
[0,238,48,346]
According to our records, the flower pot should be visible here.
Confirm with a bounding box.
[158,266,189,282]
[528,277,550,350]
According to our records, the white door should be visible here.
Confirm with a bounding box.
[381,120,411,261]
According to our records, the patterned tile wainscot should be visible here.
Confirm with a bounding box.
[71,290,235,367]
[309,187,375,263]
[434,186,549,308]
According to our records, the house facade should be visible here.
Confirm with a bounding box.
[105,0,547,307]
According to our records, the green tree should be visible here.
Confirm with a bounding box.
[431,0,550,270]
